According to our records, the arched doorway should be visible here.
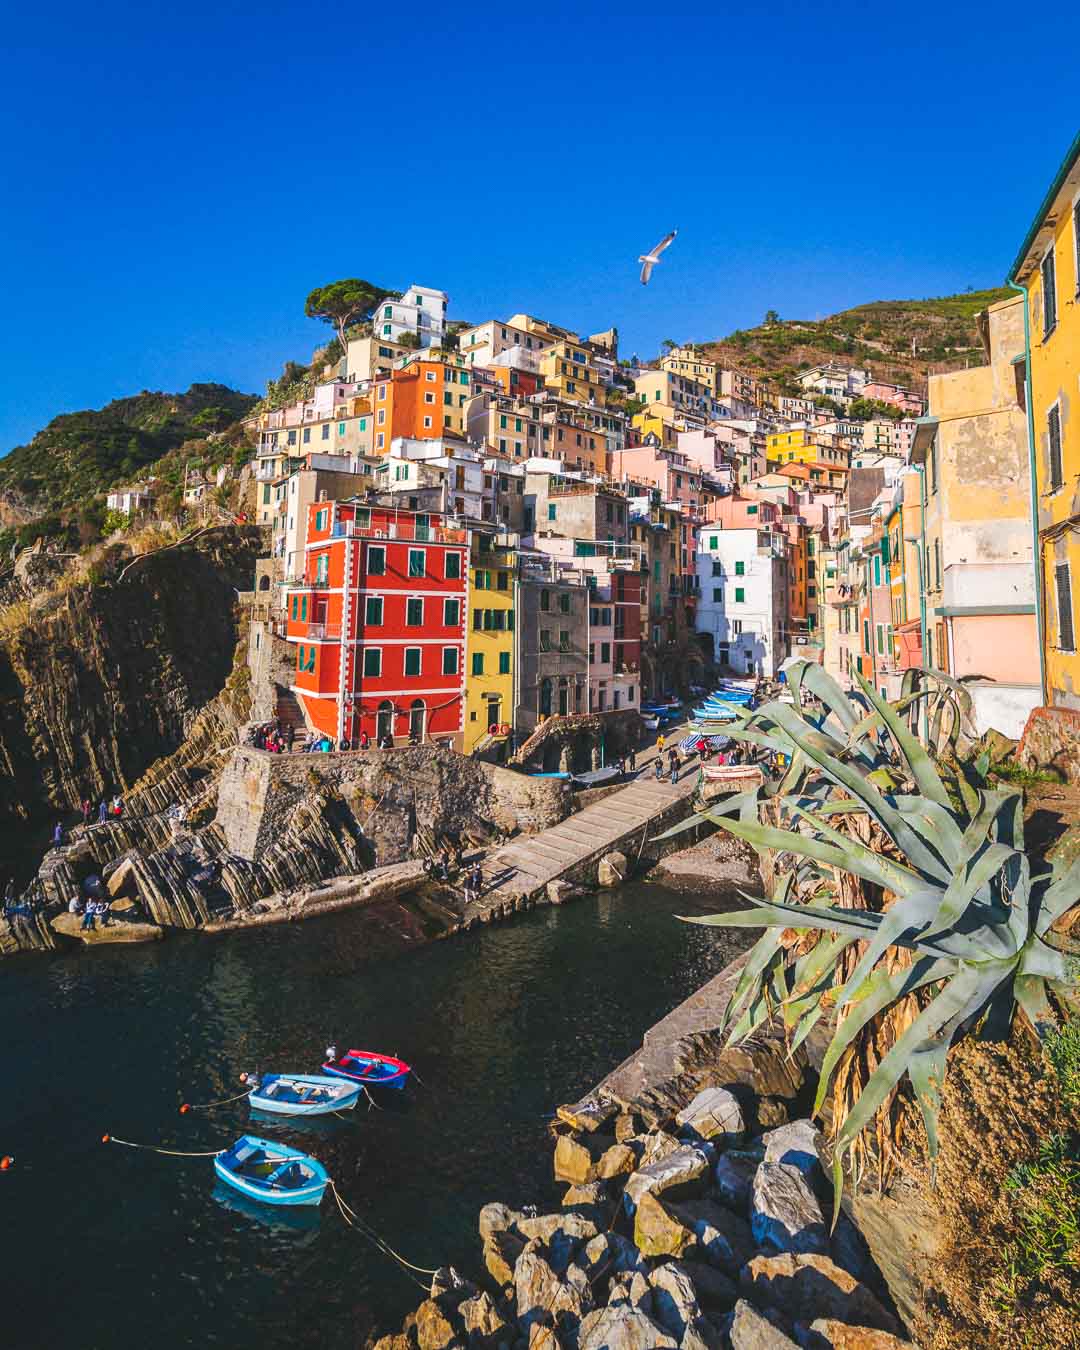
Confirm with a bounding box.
[376,700,394,743]
[538,678,552,718]
[409,699,426,742]
[258,574,271,592]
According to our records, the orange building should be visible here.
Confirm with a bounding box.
[371,357,474,453]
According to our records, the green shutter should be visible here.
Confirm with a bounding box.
[499,651,510,674]
[472,653,484,675]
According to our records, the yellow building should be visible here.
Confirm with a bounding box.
[539,339,607,406]
[765,427,851,468]
[1008,131,1080,710]
[464,534,517,753]
[660,346,721,394]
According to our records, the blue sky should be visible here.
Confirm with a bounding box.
[2,1,1078,454]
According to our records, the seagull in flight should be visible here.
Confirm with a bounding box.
[639,229,677,285]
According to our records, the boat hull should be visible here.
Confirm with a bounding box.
[322,1049,411,1091]
[214,1134,328,1207]
[247,1073,361,1117]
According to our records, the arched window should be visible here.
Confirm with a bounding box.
[376,700,394,743]
[258,574,271,591]
[539,678,552,718]
[409,699,426,742]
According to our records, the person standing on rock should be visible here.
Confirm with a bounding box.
[628,747,636,774]
[98,800,108,825]
[81,799,91,826]
[52,821,63,848]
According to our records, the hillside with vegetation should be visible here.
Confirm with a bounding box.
[0,383,258,555]
[684,287,1013,396]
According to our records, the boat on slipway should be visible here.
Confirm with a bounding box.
[247,1073,361,1117]
[322,1049,411,1090]
[214,1135,329,1207]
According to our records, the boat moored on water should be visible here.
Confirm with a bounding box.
[247,1073,361,1117]
[214,1135,329,1207]
[322,1049,411,1090]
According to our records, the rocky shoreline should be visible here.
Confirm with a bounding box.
[368,953,919,1350]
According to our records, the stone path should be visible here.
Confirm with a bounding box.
[479,728,701,903]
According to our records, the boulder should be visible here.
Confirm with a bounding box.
[517,1211,601,1246]
[598,851,629,888]
[51,913,164,944]
[414,1299,462,1350]
[623,1146,712,1214]
[828,1210,874,1284]
[677,1260,738,1312]
[713,1034,806,1100]
[431,1268,479,1306]
[607,1270,653,1313]
[728,1300,799,1349]
[554,1133,607,1185]
[803,1319,914,1349]
[647,1261,712,1350]
[484,1229,524,1287]
[563,1181,611,1209]
[762,1121,823,1181]
[479,1202,518,1242]
[675,1087,745,1148]
[714,1154,758,1214]
[581,1232,647,1282]
[577,1305,677,1350]
[373,1336,414,1350]
[106,857,140,898]
[458,1291,509,1344]
[751,1164,828,1256]
[598,1143,639,1180]
[739,1254,902,1337]
[515,1247,594,1331]
[755,1098,791,1130]
[667,1197,756,1274]
[616,1112,643,1143]
[631,1131,683,1166]
[557,1099,619,1134]
[633,1191,695,1259]
[548,880,578,906]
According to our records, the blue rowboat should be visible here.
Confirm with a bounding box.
[692,705,740,721]
[214,1135,328,1207]
[247,1073,361,1117]
[323,1049,411,1091]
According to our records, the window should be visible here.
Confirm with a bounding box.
[471,652,484,676]
[408,548,425,577]
[367,545,385,575]
[746,504,758,515]
[338,422,346,437]
[404,647,422,676]
[363,648,382,677]
[1041,245,1058,338]
[315,552,329,584]
[735,587,745,603]
[1057,563,1075,651]
[406,598,423,626]
[302,427,311,444]
[496,571,508,592]
[1049,404,1064,490]
[713,587,723,602]
[365,596,383,625]
[559,593,570,614]
[442,598,459,627]
[735,561,745,576]
[547,503,557,521]
[498,651,510,675]
[300,595,307,622]
[442,647,459,675]
[540,589,550,611]
[315,507,328,531]
[445,552,461,579]
[539,629,551,651]
[863,619,870,653]
[873,556,881,587]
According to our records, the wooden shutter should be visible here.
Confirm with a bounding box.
[1049,405,1064,490]
[1057,564,1075,652]
[1041,248,1057,335]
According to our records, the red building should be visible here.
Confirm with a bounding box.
[286,501,469,746]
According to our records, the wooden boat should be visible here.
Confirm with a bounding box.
[247,1073,361,1117]
[213,1135,329,1207]
[322,1049,411,1090]
[699,763,765,802]
[641,714,660,731]
[571,765,621,788]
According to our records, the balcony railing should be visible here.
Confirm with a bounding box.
[329,522,467,545]
[306,622,342,641]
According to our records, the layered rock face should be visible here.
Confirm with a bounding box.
[0,526,262,848]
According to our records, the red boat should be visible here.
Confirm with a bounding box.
[321,1049,411,1090]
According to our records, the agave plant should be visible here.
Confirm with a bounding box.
[665,661,1080,1214]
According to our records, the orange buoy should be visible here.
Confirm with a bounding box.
[101,1134,111,1144]
[0,1155,13,1170]
[239,1073,248,1084]
[179,1104,191,1114]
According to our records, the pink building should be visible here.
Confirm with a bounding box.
[608,445,704,510]
[862,382,925,416]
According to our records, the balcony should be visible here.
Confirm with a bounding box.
[306,622,342,641]
[330,522,467,545]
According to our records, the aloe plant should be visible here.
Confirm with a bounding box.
[663,661,1080,1214]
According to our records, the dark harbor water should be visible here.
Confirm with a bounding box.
[1,882,750,1350]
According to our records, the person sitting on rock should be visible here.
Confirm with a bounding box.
[81,901,96,932]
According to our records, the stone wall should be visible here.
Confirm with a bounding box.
[1018,703,1080,783]
[215,744,572,863]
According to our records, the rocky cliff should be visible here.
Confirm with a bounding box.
[0,525,262,871]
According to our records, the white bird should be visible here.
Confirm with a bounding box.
[639,229,677,285]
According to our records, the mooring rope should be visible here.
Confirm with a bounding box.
[328,1180,437,1284]
[102,1135,226,1157]
[180,1081,253,1113]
